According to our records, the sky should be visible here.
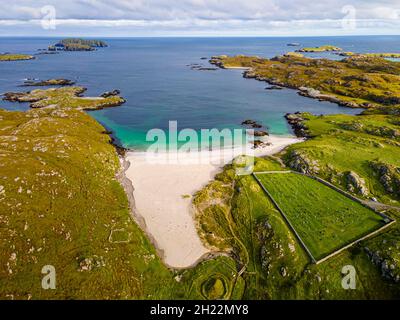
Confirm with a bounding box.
[0,0,399,37]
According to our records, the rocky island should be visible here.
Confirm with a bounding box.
[48,38,108,51]
[2,86,125,110]
[21,79,75,87]
[296,45,342,52]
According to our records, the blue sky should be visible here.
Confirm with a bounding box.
[0,0,399,36]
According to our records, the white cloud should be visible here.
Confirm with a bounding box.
[0,0,399,36]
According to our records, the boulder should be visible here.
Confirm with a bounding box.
[265,85,283,90]
[345,171,369,196]
[100,89,121,98]
[286,150,320,174]
[370,161,400,196]
[2,92,26,102]
[365,247,400,283]
[241,119,263,128]
[253,130,269,137]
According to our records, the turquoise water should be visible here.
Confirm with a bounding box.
[1,36,399,149]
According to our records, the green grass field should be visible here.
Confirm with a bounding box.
[254,172,386,260]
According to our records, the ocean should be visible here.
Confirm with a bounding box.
[1,36,399,149]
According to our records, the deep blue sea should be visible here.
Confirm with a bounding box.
[1,36,399,149]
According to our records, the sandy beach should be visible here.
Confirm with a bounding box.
[123,135,303,269]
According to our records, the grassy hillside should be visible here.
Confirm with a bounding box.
[255,172,385,260]
[194,157,400,299]
[283,113,400,205]
[2,50,400,299]
[0,88,246,299]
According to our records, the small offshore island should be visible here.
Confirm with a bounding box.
[0,53,34,61]
[48,38,108,51]
[1,43,400,300]
[296,45,343,52]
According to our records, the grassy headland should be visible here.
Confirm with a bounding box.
[194,157,400,299]
[210,54,400,109]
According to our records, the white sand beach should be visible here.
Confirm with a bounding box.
[124,135,303,268]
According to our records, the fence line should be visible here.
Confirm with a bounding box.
[253,173,317,263]
[253,171,396,264]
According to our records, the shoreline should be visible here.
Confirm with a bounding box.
[120,135,304,269]
[212,57,372,110]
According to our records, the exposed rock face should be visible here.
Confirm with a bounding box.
[241,119,263,128]
[365,246,400,283]
[253,130,269,137]
[345,171,369,196]
[298,87,360,108]
[286,150,320,174]
[101,89,121,98]
[265,85,283,90]
[257,219,284,275]
[285,112,309,137]
[2,92,26,102]
[370,161,400,197]
[209,56,227,68]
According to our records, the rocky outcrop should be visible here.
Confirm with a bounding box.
[345,171,369,196]
[22,79,75,86]
[286,150,320,174]
[365,246,400,283]
[188,63,218,71]
[2,92,27,102]
[265,85,283,90]
[257,219,284,275]
[253,130,269,137]
[241,119,263,128]
[298,87,360,108]
[101,89,121,98]
[285,112,309,137]
[209,56,228,68]
[370,161,400,197]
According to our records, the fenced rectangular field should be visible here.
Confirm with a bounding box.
[253,171,394,263]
